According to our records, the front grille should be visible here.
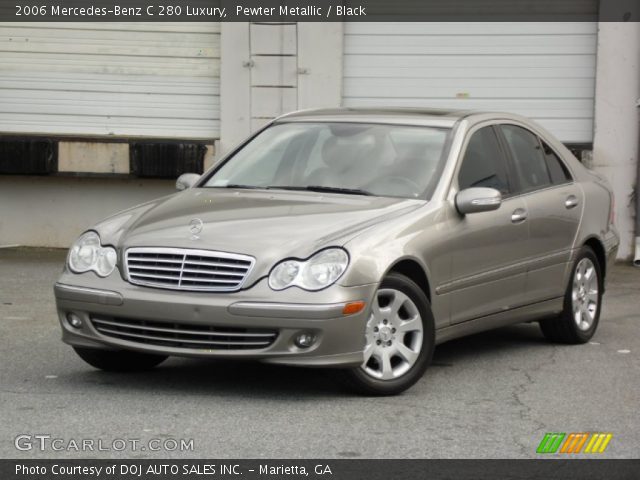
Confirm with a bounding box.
[125,247,254,292]
[91,316,278,350]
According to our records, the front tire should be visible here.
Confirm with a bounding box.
[341,273,435,396]
[539,246,603,344]
[73,347,168,372]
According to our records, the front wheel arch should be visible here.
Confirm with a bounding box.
[386,258,432,303]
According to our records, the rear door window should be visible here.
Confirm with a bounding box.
[542,141,572,185]
[500,125,552,192]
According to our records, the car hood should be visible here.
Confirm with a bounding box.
[95,188,423,280]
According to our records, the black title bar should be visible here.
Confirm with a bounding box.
[1,0,639,22]
[3,459,640,480]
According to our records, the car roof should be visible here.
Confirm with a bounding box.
[274,107,481,128]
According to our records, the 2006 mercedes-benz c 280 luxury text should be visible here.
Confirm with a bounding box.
[54,108,619,395]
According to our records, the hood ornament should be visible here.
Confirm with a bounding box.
[189,218,203,240]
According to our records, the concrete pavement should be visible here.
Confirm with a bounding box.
[1,248,638,458]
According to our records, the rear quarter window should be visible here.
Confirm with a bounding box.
[542,141,572,185]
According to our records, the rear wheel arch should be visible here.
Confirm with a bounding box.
[582,237,606,280]
[540,245,603,344]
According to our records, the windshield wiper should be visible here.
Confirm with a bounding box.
[267,185,373,196]
[208,183,264,190]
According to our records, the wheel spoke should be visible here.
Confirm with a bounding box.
[375,350,392,380]
[580,261,587,276]
[397,314,421,333]
[362,344,375,365]
[386,291,407,318]
[396,343,418,364]
[584,266,594,281]
[575,263,583,281]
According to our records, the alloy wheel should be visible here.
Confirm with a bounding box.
[571,257,599,331]
[361,288,424,380]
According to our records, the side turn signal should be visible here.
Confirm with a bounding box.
[342,301,366,316]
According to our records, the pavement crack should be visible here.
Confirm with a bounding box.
[509,346,558,455]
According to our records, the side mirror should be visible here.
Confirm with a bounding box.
[176,173,201,191]
[455,187,502,215]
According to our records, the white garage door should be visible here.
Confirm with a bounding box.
[343,22,597,143]
[0,22,220,139]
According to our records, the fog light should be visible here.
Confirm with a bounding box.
[66,313,82,329]
[294,332,316,348]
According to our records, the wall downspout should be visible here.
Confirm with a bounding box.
[635,98,640,267]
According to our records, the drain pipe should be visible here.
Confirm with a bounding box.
[635,98,640,267]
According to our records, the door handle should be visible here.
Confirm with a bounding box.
[511,208,527,223]
[565,195,579,209]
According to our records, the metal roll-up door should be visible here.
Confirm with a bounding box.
[0,22,220,140]
[343,22,598,143]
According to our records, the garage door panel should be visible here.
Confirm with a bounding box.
[343,99,593,146]
[1,113,219,138]
[0,22,220,139]
[3,97,219,120]
[344,66,595,80]
[343,97,594,118]
[343,21,596,143]
[345,34,596,55]
[2,41,219,58]
[0,73,219,95]
[345,77,595,90]
[344,78,595,99]
[3,24,220,42]
[0,22,221,33]
[0,52,219,76]
[345,54,596,69]
[345,83,594,99]
[2,84,219,104]
[345,22,598,36]
[533,119,594,142]
[345,44,595,55]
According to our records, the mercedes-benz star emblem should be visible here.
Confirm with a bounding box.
[189,218,203,240]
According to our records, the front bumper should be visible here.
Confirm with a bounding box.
[54,269,377,368]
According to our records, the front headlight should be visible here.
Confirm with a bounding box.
[68,231,118,277]
[269,248,349,291]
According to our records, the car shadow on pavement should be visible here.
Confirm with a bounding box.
[69,322,551,398]
[432,321,550,365]
[74,358,349,398]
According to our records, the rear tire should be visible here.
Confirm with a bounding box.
[340,272,435,396]
[73,347,168,372]
[539,246,602,344]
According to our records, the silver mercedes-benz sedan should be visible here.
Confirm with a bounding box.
[54,108,619,395]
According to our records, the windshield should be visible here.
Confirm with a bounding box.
[203,122,450,199]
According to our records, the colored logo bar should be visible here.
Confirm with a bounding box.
[537,433,613,454]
